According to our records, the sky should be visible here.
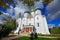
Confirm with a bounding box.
[0,0,60,26]
[46,0,60,26]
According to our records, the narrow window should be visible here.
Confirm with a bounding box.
[37,23,39,27]
[23,24,24,27]
[37,17,39,19]
[19,13,21,17]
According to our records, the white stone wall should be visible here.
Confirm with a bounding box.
[35,15,45,34]
[42,16,50,34]
[35,10,41,15]
[27,18,34,25]
[14,9,50,34]
[31,12,35,17]
[14,18,21,33]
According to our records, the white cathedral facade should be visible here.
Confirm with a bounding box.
[14,8,50,34]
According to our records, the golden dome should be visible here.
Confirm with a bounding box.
[31,9,34,12]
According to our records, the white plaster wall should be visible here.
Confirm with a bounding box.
[27,18,34,26]
[35,15,45,34]
[14,9,50,34]
[22,17,28,28]
[14,18,21,33]
[42,16,50,34]
[31,12,35,17]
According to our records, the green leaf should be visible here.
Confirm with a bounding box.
[43,0,53,4]
[0,12,3,15]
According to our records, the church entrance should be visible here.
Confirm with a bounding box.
[23,25,33,33]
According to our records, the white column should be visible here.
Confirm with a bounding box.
[42,16,50,34]
[14,18,21,33]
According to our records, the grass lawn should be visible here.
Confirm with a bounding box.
[15,36,59,40]
[38,34,60,37]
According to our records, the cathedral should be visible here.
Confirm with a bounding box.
[14,8,50,34]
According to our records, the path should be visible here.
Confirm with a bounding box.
[1,34,22,40]
[1,34,60,40]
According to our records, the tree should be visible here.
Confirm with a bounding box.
[43,0,53,5]
[30,32,34,40]
[19,0,40,10]
[0,0,54,9]
[0,0,8,8]
[50,27,60,34]
[21,0,39,6]
[0,12,3,15]
[0,0,39,8]
[0,18,16,39]
[0,0,15,8]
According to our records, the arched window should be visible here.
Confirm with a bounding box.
[37,23,39,27]
[23,24,24,27]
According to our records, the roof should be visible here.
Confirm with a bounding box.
[35,8,42,11]
[24,11,30,13]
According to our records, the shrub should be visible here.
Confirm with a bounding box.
[0,19,16,37]
[49,27,60,34]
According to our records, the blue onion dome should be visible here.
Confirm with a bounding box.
[24,11,30,13]
[35,8,42,11]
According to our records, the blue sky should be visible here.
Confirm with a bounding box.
[46,0,60,26]
[0,0,60,26]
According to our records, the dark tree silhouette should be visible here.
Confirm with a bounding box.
[30,32,34,40]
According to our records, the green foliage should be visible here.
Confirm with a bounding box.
[21,0,40,7]
[0,12,3,15]
[5,19,16,30]
[0,0,54,8]
[0,0,15,8]
[0,19,16,37]
[43,0,53,5]
[0,0,9,8]
[0,0,40,9]
[16,36,56,40]
[49,27,60,34]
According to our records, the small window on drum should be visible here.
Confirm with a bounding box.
[37,23,39,27]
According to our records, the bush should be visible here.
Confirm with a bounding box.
[30,32,38,40]
[0,19,16,38]
[49,27,60,34]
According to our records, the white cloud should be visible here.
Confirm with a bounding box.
[2,12,9,16]
[58,24,60,27]
[47,11,60,21]
[13,0,43,18]
[48,24,55,28]
[46,0,60,21]
[5,0,43,19]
